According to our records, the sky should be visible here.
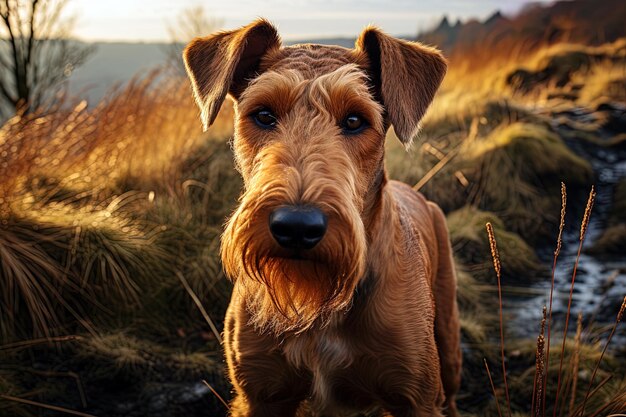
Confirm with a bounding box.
[65,0,555,42]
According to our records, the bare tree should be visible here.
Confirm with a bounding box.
[164,6,223,76]
[0,0,93,116]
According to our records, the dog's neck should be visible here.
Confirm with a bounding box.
[362,164,388,234]
[353,176,403,306]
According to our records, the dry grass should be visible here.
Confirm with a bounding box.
[446,207,541,283]
[553,187,596,416]
[0,67,241,416]
[0,70,237,350]
[481,186,626,417]
[459,123,592,240]
[486,222,513,417]
[544,182,567,416]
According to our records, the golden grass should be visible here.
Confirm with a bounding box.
[553,187,596,417]
[446,207,541,282]
[463,123,591,240]
[544,182,567,416]
[486,222,513,417]
[0,70,236,343]
[482,185,626,417]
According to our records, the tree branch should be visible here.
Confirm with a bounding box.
[0,0,93,114]
[26,0,40,66]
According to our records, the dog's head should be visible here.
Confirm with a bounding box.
[184,19,446,334]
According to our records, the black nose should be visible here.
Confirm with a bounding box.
[269,206,327,250]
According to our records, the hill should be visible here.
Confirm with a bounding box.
[417,0,626,67]
[68,42,170,103]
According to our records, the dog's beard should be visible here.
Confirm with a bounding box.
[221,204,366,335]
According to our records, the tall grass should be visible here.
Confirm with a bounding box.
[553,187,595,417]
[484,186,626,417]
[0,70,235,343]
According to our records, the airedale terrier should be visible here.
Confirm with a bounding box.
[184,19,461,417]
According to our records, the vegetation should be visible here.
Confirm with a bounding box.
[1,2,626,416]
[0,0,94,116]
[590,179,626,255]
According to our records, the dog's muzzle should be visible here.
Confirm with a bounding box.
[269,206,327,250]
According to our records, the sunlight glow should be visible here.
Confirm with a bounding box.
[64,0,554,42]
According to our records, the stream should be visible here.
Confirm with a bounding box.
[511,104,626,346]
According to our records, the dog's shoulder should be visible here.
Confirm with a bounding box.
[386,179,442,226]
[386,179,450,265]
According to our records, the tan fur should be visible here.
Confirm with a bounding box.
[184,19,461,417]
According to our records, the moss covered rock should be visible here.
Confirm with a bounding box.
[458,122,593,243]
[447,206,542,283]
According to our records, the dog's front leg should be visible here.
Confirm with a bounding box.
[229,394,304,417]
[224,295,310,417]
[225,341,309,417]
[384,405,445,417]
[379,364,446,417]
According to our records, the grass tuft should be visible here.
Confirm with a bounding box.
[532,306,546,417]
[486,222,513,417]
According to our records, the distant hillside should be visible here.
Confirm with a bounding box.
[67,38,361,104]
[68,0,626,105]
[417,0,626,65]
[68,42,169,104]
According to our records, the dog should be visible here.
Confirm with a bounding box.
[183,19,461,417]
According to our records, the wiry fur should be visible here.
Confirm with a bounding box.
[221,65,385,335]
[184,19,461,417]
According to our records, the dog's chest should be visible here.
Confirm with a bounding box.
[282,320,359,410]
[284,326,351,369]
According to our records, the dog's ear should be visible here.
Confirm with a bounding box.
[355,27,447,145]
[183,19,281,130]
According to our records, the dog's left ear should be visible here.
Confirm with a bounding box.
[355,27,447,145]
[183,19,281,130]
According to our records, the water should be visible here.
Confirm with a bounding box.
[511,105,626,346]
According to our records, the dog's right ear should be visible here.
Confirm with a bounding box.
[355,27,447,146]
[183,19,281,130]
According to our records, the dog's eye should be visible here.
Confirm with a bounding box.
[252,109,278,129]
[342,114,366,134]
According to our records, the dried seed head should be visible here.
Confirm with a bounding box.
[580,186,596,241]
[536,306,546,368]
[486,222,501,278]
[536,307,546,361]
[555,182,566,257]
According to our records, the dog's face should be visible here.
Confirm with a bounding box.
[184,20,446,334]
